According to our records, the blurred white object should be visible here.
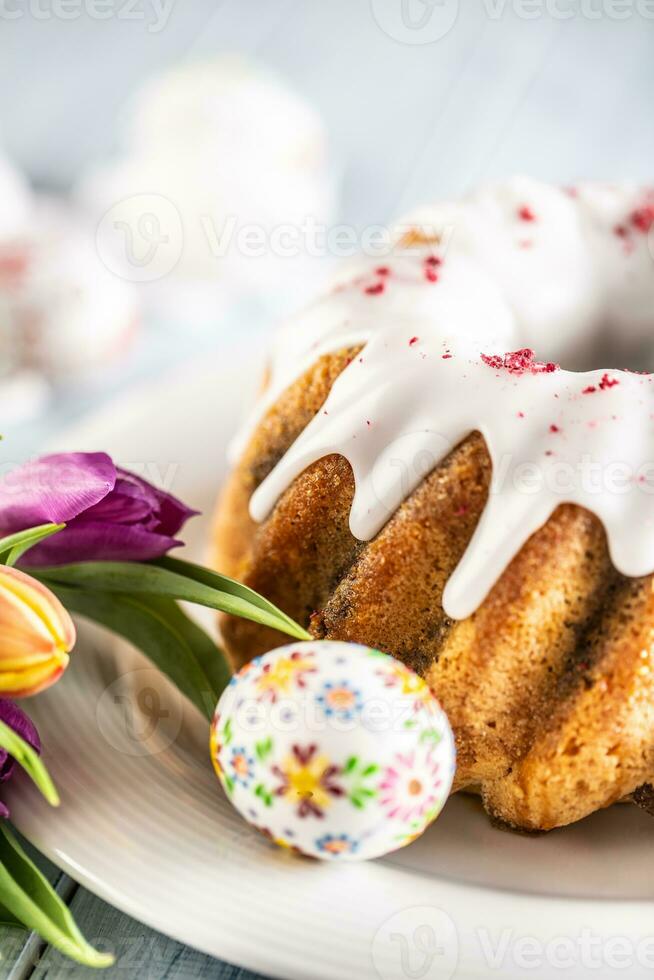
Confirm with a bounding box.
[77,56,335,322]
[0,369,49,425]
[0,198,139,383]
[0,149,32,384]
[0,151,32,241]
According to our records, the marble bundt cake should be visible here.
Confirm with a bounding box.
[213,178,654,833]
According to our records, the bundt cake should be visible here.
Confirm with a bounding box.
[212,178,654,833]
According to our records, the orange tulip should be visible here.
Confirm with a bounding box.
[0,566,76,697]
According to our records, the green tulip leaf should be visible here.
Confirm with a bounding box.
[44,584,227,719]
[35,561,310,641]
[0,903,22,927]
[0,824,114,968]
[154,598,232,703]
[0,720,59,807]
[0,523,65,567]
[156,556,311,640]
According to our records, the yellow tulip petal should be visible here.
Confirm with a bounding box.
[0,567,75,650]
[0,654,69,697]
[0,566,75,697]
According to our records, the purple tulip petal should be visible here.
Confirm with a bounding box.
[81,488,154,525]
[0,453,116,531]
[114,468,199,528]
[21,521,184,566]
[147,486,199,535]
[113,471,161,511]
[1,452,198,567]
[0,698,40,783]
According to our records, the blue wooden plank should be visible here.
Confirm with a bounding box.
[28,885,271,980]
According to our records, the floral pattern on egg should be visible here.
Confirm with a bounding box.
[210,641,456,861]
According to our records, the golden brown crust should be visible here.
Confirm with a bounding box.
[211,349,654,831]
[212,348,363,662]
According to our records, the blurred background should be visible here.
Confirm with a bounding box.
[0,0,652,454]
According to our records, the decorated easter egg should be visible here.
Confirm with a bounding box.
[210,640,456,861]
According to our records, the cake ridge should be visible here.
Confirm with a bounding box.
[246,178,654,619]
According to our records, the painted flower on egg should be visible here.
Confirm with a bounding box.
[379,750,444,824]
[315,833,359,858]
[255,650,317,702]
[209,715,231,787]
[227,746,255,788]
[272,744,343,818]
[379,660,434,707]
[316,680,362,721]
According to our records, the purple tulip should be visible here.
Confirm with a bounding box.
[0,452,197,566]
[0,698,40,818]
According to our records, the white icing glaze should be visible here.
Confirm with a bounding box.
[246,178,654,620]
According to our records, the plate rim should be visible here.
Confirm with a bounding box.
[8,350,654,980]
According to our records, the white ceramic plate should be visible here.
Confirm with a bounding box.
[7,350,654,980]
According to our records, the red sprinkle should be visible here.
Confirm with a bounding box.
[425,268,439,282]
[549,424,561,434]
[442,353,452,360]
[481,349,559,376]
[375,266,390,276]
[599,373,619,390]
[518,205,536,222]
[631,205,654,234]
[582,385,597,395]
[365,282,385,296]
[409,336,419,346]
[425,255,442,267]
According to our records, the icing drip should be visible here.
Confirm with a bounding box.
[245,178,654,620]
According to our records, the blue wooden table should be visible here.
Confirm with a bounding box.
[0,843,267,979]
